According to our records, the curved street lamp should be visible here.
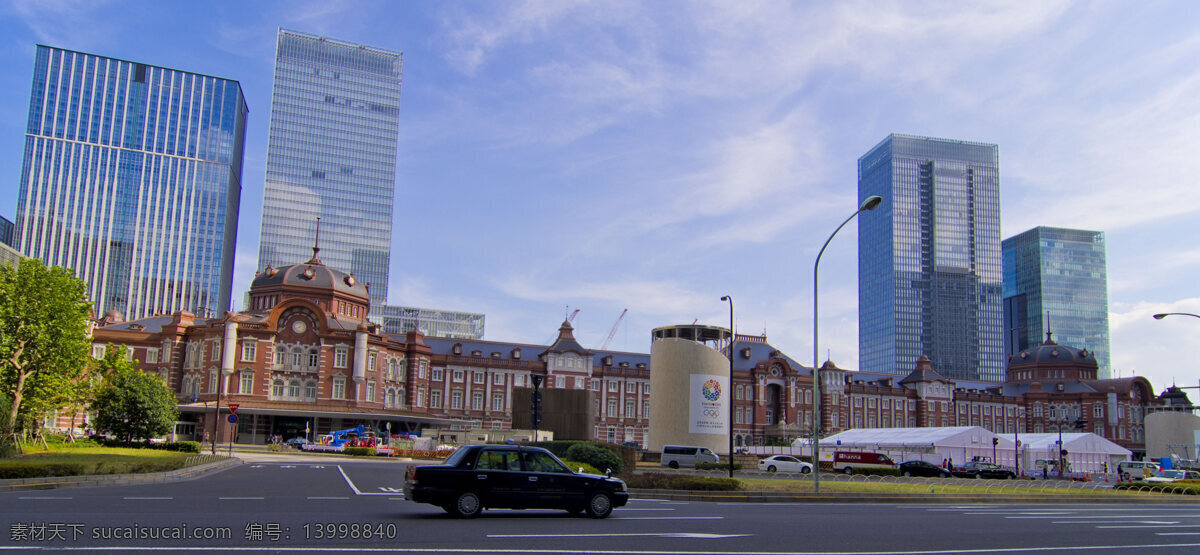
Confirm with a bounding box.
[812,195,882,493]
[1153,313,1200,320]
[720,295,734,478]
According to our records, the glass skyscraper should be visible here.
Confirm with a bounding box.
[858,134,1005,381]
[15,46,247,320]
[257,29,401,305]
[1003,226,1111,377]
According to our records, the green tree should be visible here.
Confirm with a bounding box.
[91,345,178,442]
[0,259,92,441]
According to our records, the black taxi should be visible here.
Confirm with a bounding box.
[403,444,629,518]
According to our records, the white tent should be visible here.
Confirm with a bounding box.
[1016,433,1131,474]
[812,427,1014,467]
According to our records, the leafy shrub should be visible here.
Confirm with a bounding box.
[536,440,632,475]
[561,460,602,475]
[267,444,283,452]
[0,463,86,479]
[695,462,742,471]
[566,443,623,474]
[91,439,199,453]
[344,447,376,457]
[624,472,740,491]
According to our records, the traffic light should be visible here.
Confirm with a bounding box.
[992,437,998,446]
[1073,418,1087,431]
[531,375,544,428]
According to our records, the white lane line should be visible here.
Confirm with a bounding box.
[1008,514,1200,519]
[1159,533,1200,536]
[218,497,265,500]
[124,497,173,500]
[488,532,747,539]
[3,542,1199,553]
[307,496,349,500]
[336,465,394,496]
[611,516,724,520]
[1101,525,1200,529]
[1053,520,1179,525]
[615,508,675,511]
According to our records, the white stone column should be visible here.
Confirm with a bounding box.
[222,321,238,376]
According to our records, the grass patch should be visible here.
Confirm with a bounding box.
[0,446,228,479]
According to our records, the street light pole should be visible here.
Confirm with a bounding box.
[721,295,734,479]
[812,195,882,493]
[1153,313,1200,320]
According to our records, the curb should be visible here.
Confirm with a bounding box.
[0,457,243,492]
[629,488,1200,504]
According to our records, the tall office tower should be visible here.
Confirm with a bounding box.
[0,216,14,247]
[1003,226,1111,377]
[858,134,1004,381]
[15,46,247,320]
[257,29,401,305]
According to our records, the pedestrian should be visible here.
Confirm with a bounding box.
[1043,465,1048,479]
[948,456,953,470]
[942,458,948,470]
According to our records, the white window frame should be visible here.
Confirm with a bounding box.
[332,376,346,399]
[240,372,253,394]
[334,347,349,369]
[146,348,159,364]
[432,368,444,381]
[240,340,256,362]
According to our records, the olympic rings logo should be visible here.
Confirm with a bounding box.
[703,409,721,418]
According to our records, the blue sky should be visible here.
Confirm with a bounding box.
[1,1,1198,393]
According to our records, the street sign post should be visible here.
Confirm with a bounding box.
[228,403,240,414]
[228,414,238,423]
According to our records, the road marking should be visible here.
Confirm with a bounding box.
[488,532,747,539]
[377,486,404,493]
[1100,525,1200,529]
[614,508,674,511]
[218,497,265,500]
[1158,533,1200,536]
[18,496,71,500]
[1053,520,1180,524]
[336,465,394,496]
[124,497,173,500]
[307,496,349,500]
[6,542,1196,553]
[612,516,724,520]
[1007,514,1200,520]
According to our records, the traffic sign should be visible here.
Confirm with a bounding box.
[228,403,239,413]
[227,414,238,423]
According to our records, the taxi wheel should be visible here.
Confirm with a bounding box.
[801,467,811,474]
[767,466,777,473]
[585,492,613,519]
[451,491,482,518]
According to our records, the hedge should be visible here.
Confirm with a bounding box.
[625,472,740,491]
[565,443,622,474]
[0,463,87,479]
[343,447,376,457]
[92,439,200,453]
[562,460,602,475]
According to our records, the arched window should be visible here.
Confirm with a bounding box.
[274,345,286,366]
[396,387,405,408]
[304,381,317,400]
[308,348,319,370]
[209,370,217,393]
[291,347,303,370]
[272,379,284,398]
[182,376,192,395]
[289,380,301,398]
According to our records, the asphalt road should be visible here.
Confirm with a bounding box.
[4,456,1200,554]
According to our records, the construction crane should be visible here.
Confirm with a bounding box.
[545,308,580,345]
[600,309,628,351]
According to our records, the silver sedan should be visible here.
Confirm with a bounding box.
[758,455,813,473]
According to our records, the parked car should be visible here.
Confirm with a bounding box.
[899,460,950,478]
[1144,469,1200,483]
[403,445,629,518]
[758,455,812,474]
[285,437,308,447]
[954,461,1017,479]
[661,445,719,469]
[833,451,896,475]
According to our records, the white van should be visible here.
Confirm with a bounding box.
[1118,460,1160,479]
[661,445,719,469]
